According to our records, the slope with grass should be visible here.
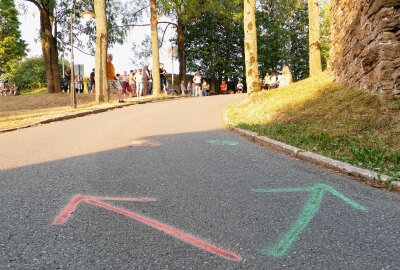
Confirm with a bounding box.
[226,72,400,180]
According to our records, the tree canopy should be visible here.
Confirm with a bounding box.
[0,0,27,76]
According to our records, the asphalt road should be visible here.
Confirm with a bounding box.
[1,95,400,270]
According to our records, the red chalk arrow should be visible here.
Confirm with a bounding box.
[54,195,241,262]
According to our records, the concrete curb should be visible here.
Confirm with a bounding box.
[1,96,187,134]
[223,113,395,188]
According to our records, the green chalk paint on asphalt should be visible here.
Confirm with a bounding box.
[252,183,367,257]
[207,140,238,146]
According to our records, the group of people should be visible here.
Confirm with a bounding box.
[179,72,245,96]
[0,81,20,96]
[106,53,172,102]
[180,71,212,97]
[60,58,294,100]
[261,65,293,90]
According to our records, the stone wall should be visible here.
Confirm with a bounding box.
[329,0,400,94]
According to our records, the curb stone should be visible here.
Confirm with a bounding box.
[0,96,186,134]
[223,115,394,187]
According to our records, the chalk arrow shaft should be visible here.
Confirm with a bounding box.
[85,198,241,261]
[53,195,241,262]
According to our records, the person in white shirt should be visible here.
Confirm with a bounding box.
[134,69,144,97]
[192,71,202,97]
[279,65,293,88]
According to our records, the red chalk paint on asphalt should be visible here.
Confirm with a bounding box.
[54,195,241,262]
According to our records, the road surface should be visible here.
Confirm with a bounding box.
[1,95,399,269]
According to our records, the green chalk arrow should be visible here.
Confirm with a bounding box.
[252,183,367,257]
[206,140,238,146]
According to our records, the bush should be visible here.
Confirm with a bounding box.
[7,57,47,90]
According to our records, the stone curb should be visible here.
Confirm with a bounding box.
[223,114,395,187]
[0,96,186,134]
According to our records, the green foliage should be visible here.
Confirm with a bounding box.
[0,0,27,74]
[184,3,244,86]
[257,0,309,81]
[7,57,47,90]
[320,0,331,70]
[55,0,145,56]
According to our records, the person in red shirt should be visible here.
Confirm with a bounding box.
[220,80,228,95]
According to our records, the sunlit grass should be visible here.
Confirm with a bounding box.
[227,72,400,179]
[21,87,48,95]
[0,95,178,131]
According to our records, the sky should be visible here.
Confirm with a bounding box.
[18,4,179,76]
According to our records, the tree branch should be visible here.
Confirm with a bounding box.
[122,21,178,28]
[22,0,42,10]
[159,23,174,48]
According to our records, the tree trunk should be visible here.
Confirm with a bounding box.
[243,0,261,95]
[150,0,161,95]
[94,0,108,103]
[308,0,322,76]
[40,9,61,93]
[177,13,186,84]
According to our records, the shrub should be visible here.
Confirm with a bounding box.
[7,57,47,90]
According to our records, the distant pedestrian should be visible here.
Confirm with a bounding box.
[135,69,144,97]
[89,68,95,93]
[129,69,136,97]
[279,65,293,88]
[192,71,202,97]
[106,53,124,102]
[142,62,151,96]
[202,79,210,96]
[180,80,186,95]
[187,81,192,96]
[236,80,244,94]
[220,80,228,95]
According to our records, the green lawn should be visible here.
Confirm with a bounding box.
[227,72,400,180]
[20,87,48,95]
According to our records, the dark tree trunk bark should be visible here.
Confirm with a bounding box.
[177,14,186,84]
[39,8,62,93]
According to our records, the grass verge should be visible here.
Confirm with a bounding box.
[226,72,400,180]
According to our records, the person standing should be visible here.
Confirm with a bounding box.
[187,81,192,96]
[279,65,293,88]
[129,69,136,97]
[160,63,167,94]
[220,79,228,94]
[236,80,244,94]
[180,80,186,95]
[202,79,210,96]
[263,73,270,90]
[192,71,202,97]
[270,72,278,89]
[134,69,144,97]
[148,69,153,95]
[106,53,124,102]
[89,68,95,93]
[142,63,151,96]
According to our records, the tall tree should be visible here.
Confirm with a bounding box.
[0,0,27,76]
[94,0,108,102]
[22,0,62,93]
[244,0,261,94]
[184,10,244,92]
[257,0,309,81]
[150,0,161,95]
[308,0,322,76]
